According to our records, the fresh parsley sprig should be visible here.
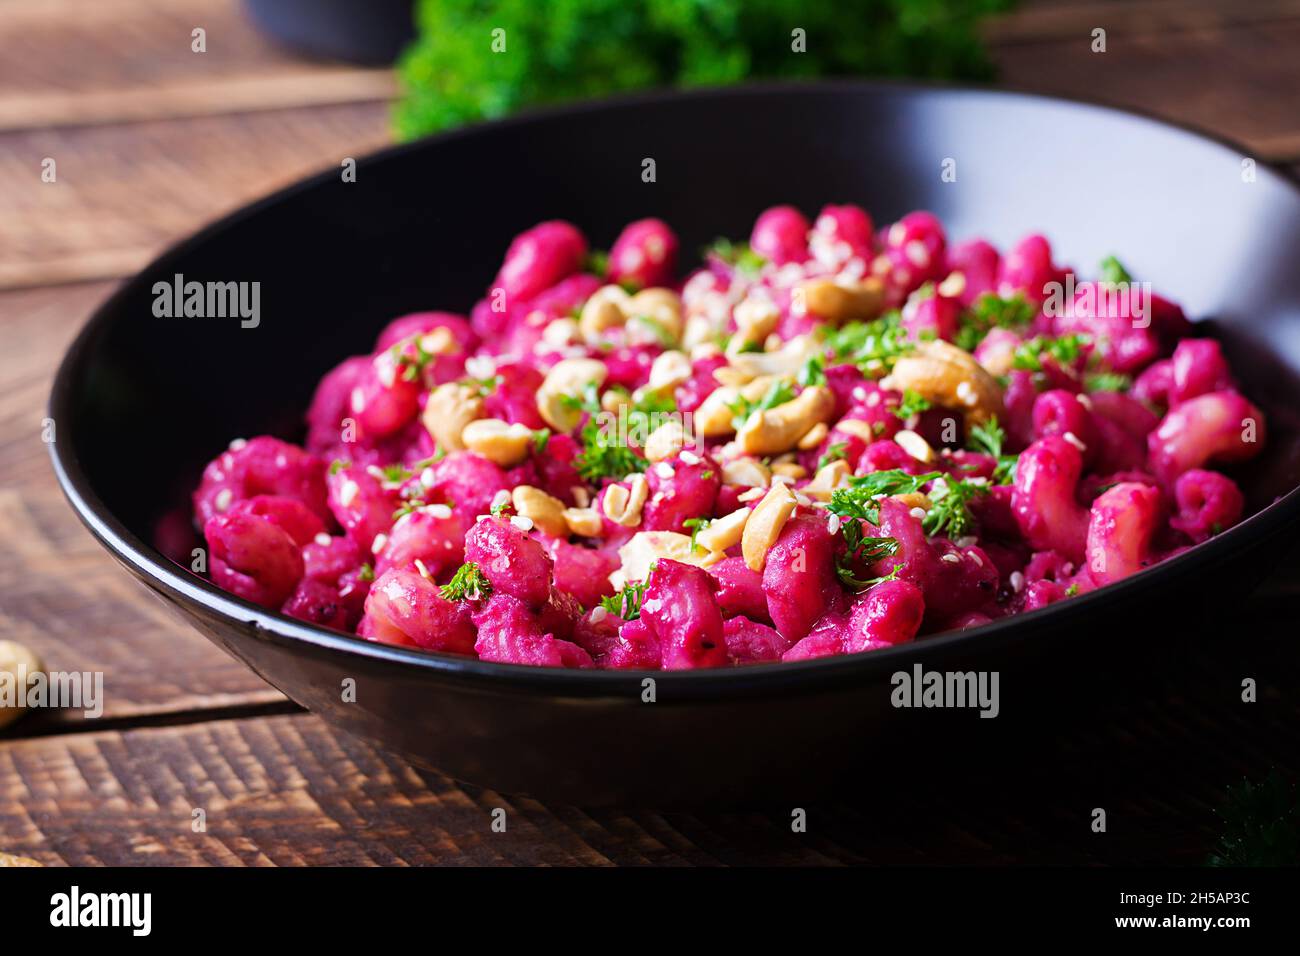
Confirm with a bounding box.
[835,519,901,592]
[600,581,647,620]
[921,476,989,539]
[827,469,943,525]
[727,378,798,431]
[967,416,1018,485]
[440,562,492,602]
[953,292,1036,352]
[892,388,932,421]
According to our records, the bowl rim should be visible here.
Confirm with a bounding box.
[47,78,1300,699]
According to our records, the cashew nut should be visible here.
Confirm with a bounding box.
[696,507,751,554]
[793,276,885,324]
[648,350,693,391]
[834,419,877,443]
[563,506,604,537]
[601,474,649,528]
[614,530,722,588]
[0,640,43,730]
[803,459,852,502]
[729,293,781,352]
[578,285,633,341]
[423,382,484,452]
[538,357,608,431]
[771,462,808,480]
[742,483,799,572]
[737,385,835,456]
[512,485,568,537]
[722,456,772,488]
[626,288,684,344]
[644,420,686,463]
[462,418,536,467]
[882,339,1004,426]
[695,386,743,437]
[892,428,935,463]
[797,422,829,450]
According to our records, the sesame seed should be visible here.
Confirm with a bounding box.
[1063,431,1087,452]
[227,438,247,452]
[590,606,609,625]
[371,533,388,554]
[827,514,842,535]
[427,504,453,520]
[490,489,511,512]
[214,488,233,512]
[1010,571,1025,593]
[655,462,675,479]
[941,553,961,564]
[968,552,983,567]
[680,450,701,466]
[954,536,977,548]
[511,515,534,532]
[314,533,332,547]
[910,507,927,520]
[413,559,432,580]
[339,479,359,508]
[420,467,435,489]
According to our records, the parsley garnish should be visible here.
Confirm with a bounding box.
[682,517,709,554]
[329,459,350,476]
[967,416,1018,485]
[440,562,492,602]
[892,388,932,420]
[629,312,675,347]
[728,378,798,431]
[953,293,1036,352]
[1085,371,1131,393]
[1207,771,1300,866]
[835,520,900,591]
[817,442,848,470]
[358,562,374,583]
[600,581,647,620]
[533,429,551,454]
[1011,333,1090,372]
[1065,582,1080,597]
[921,476,988,539]
[585,249,610,278]
[828,469,943,525]
[564,382,665,484]
[799,353,827,387]
[393,499,427,521]
[1098,255,1133,286]
[705,238,767,277]
[822,311,911,374]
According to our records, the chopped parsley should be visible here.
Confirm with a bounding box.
[1064,582,1080,597]
[827,469,943,525]
[682,517,709,554]
[440,562,492,602]
[1011,333,1090,373]
[822,311,911,374]
[892,388,932,420]
[562,382,650,483]
[629,312,675,347]
[705,238,767,277]
[1098,254,1133,286]
[1085,371,1131,393]
[799,352,827,387]
[329,459,350,476]
[358,562,374,583]
[953,292,1036,352]
[835,519,900,592]
[728,378,798,431]
[921,476,988,539]
[817,442,848,470]
[966,416,1019,485]
[600,581,647,620]
[394,336,437,383]
[585,249,610,278]
[392,498,427,521]
[532,428,551,454]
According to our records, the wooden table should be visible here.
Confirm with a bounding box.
[2,0,1298,866]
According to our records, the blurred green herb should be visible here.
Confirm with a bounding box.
[395,0,1015,140]
[1207,771,1300,866]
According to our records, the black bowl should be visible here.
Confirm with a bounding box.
[49,82,1300,804]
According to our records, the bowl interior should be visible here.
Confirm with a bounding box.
[57,82,1300,600]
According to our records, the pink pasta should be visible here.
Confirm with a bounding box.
[189,204,1268,668]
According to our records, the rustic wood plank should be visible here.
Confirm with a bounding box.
[0,0,395,130]
[988,0,1300,44]
[3,622,1296,867]
[989,12,1300,160]
[0,103,390,289]
[0,282,286,726]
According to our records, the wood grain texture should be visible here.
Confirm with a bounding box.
[989,8,1300,160]
[3,621,1296,866]
[0,283,286,725]
[0,104,391,289]
[0,0,395,130]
